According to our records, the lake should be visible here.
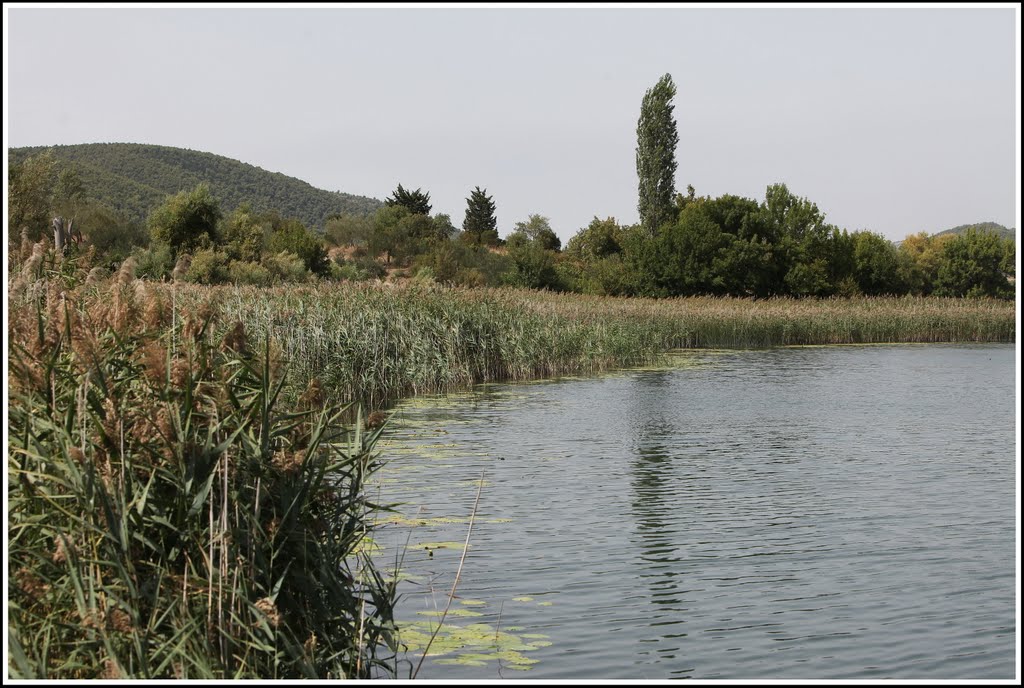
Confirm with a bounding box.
[368,343,1017,680]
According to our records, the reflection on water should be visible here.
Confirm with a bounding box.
[371,344,1016,679]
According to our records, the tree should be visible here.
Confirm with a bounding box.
[851,230,903,295]
[325,212,374,248]
[264,216,329,276]
[511,214,561,251]
[385,184,432,216]
[8,149,58,241]
[221,204,269,262]
[461,186,498,247]
[565,217,624,260]
[636,73,679,233]
[934,228,1013,298]
[148,183,222,258]
[431,213,458,243]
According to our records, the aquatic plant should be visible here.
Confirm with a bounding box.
[151,282,1015,408]
[7,273,399,679]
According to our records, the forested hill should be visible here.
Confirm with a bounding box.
[8,143,382,230]
[934,222,1016,242]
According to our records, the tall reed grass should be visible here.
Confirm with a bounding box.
[7,262,399,679]
[149,282,1015,409]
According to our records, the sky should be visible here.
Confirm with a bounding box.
[4,3,1020,244]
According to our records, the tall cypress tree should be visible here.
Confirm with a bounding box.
[636,73,679,234]
[462,186,498,246]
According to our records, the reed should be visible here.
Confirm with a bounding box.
[6,257,1015,678]
[7,273,400,679]
[137,282,1015,409]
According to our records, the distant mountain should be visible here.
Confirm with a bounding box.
[8,143,382,230]
[934,222,1016,242]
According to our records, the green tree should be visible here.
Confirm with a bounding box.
[265,216,329,276]
[934,227,1013,298]
[565,217,624,260]
[636,73,679,233]
[367,205,435,265]
[222,204,269,262]
[431,213,458,243]
[511,214,561,251]
[147,183,222,257]
[325,213,374,248]
[8,149,58,240]
[75,202,149,268]
[851,230,903,295]
[461,186,499,247]
[385,184,432,216]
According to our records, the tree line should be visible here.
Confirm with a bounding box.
[7,74,1015,298]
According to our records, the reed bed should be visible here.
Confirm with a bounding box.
[139,282,1016,409]
[6,255,1015,678]
[8,269,400,679]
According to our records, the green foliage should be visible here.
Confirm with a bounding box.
[368,205,428,266]
[262,251,311,283]
[384,184,432,216]
[431,214,459,244]
[265,216,329,276]
[184,247,231,285]
[226,260,275,287]
[934,227,1014,298]
[461,187,499,247]
[9,143,382,230]
[511,215,561,251]
[325,213,374,248]
[74,202,150,269]
[505,241,563,291]
[636,73,679,233]
[147,184,222,258]
[565,217,624,260]
[414,241,512,287]
[851,230,903,295]
[8,149,58,240]
[221,204,269,263]
[934,221,1015,242]
[132,243,175,281]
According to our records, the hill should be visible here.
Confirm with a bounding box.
[8,143,382,230]
[934,221,1016,242]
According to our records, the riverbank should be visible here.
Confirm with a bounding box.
[6,271,1016,678]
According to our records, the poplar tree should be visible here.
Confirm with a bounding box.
[636,73,679,234]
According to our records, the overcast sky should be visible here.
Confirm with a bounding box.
[5,4,1019,243]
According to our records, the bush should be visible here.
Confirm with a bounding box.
[132,244,174,281]
[263,251,311,283]
[227,260,274,287]
[185,248,230,285]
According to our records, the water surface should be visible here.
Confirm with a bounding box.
[369,344,1016,680]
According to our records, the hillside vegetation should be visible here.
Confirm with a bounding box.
[935,222,1016,242]
[8,143,382,229]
